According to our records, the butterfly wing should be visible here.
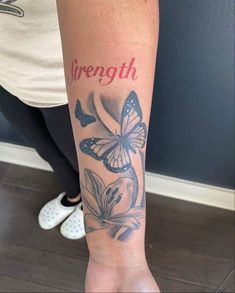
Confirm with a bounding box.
[127,122,147,148]
[80,137,131,173]
[104,141,131,173]
[84,114,96,125]
[75,100,96,127]
[121,91,147,149]
[80,137,118,161]
[75,100,83,121]
[121,91,142,136]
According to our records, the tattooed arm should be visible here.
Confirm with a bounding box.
[56,1,160,292]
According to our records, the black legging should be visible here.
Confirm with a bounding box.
[0,86,80,199]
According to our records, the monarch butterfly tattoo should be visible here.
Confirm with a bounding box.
[80,91,147,173]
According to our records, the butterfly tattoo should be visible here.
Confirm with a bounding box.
[75,100,96,127]
[80,91,147,173]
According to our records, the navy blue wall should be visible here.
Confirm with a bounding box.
[0,0,234,189]
[147,0,234,189]
[0,112,25,145]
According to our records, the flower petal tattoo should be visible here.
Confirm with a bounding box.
[82,169,144,240]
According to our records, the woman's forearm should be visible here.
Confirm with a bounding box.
[57,1,159,291]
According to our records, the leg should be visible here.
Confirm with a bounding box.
[57,0,159,291]
[40,105,81,200]
[40,105,79,173]
[0,86,80,199]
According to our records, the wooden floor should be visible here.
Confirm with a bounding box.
[0,161,234,292]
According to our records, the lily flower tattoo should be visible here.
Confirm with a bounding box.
[82,169,144,240]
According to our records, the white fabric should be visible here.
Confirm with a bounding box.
[0,0,68,107]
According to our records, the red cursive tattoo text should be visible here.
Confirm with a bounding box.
[67,58,138,86]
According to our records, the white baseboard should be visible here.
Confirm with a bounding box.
[0,142,234,210]
[0,142,53,171]
[145,172,234,211]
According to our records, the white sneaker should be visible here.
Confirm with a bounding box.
[38,192,78,230]
[60,202,85,240]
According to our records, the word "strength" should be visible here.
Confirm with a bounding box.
[67,58,138,86]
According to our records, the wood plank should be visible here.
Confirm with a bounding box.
[0,161,9,181]
[0,182,233,289]
[146,193,234,259]
[216,269,235,292]
[1,182,233,261]
[0,241,87,292]
[0,274,65,292]
[146,243,233,289]
[2,163,61,194]
[0,183,89,260]
[0,164,234,290]
[145,194,234,288]
[156,276,214,292]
